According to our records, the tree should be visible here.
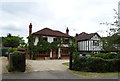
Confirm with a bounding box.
[102,34,120,51]
[2,33,25,48]
[100,9,120,35]
[100,9,120,52]
[69,37,78,70]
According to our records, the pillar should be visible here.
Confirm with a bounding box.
[50,49,52,59]
[58,48,61,59]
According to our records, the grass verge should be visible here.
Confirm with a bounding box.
[69,70,119,78]
[62,62,69,66]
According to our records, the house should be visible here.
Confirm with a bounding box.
[28,23,71,60]
[75,32,102,53]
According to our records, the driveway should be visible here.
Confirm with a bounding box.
[26,59,69,72]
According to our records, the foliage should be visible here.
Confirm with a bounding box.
[100,9,120,52]
[100,9,120,35]
[93,53,119,59]
[50,41,59,50]
[27,35,35,59]
[8,48,17,53]
[27,35,63,59]
[72,56,120,72]
[62,62,69,66]
[37,40,51,51]
[101,34,120,51]
[69,37,78,53]
[2,33,25,48]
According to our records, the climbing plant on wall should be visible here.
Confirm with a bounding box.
[28,35,35,59]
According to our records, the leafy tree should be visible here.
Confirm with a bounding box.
[69,37,78,53]
[100,9,120,35]
[2,33,25,48]
[27,35,35,59]
[100,9,120,52]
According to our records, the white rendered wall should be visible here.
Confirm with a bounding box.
[34,36,70,48]
[34,37,39,45]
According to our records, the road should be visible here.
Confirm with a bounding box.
[2,70,81,79]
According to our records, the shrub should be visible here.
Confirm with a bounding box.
[8,48,17,53]
[93,53,118,59]
[72,56,120,72]
[86,57,105,72]
[117,53,120,59]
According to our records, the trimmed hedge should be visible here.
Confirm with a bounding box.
[72,57,120,72]
[93,53,119,59]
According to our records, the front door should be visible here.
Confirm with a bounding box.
[52,49,58,59]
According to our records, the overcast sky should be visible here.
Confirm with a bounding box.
[0,0,119,42]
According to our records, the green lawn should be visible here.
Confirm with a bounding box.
[62,62,119,78]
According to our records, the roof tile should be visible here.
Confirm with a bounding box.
[32,28,71,37]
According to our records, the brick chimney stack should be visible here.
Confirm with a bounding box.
[66,27,69,35]
[76,33,79,36]
[29,23,32,35]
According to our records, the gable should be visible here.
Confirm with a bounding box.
[76,32,101,42]
[91,34,100,40]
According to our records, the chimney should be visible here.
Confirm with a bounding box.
[66,27,69,35]
[76,33,78,36]
[29,23,32,35]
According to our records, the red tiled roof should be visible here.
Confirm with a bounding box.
[76,32,100,41]
[32,28,71,37]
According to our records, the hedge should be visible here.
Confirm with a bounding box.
[93,53,119,59]
[72,57,120,72]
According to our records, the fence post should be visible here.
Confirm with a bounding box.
[69,52,73,70]
[8,53,13,72]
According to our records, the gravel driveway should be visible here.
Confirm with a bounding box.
[26,59,69,72]
[1,57,69,73]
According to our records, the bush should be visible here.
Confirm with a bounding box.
[72,56,120,72]
[93,53,118,59]
[86,57,105,72]
[8,48,17,53]
[117,53,120,59]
